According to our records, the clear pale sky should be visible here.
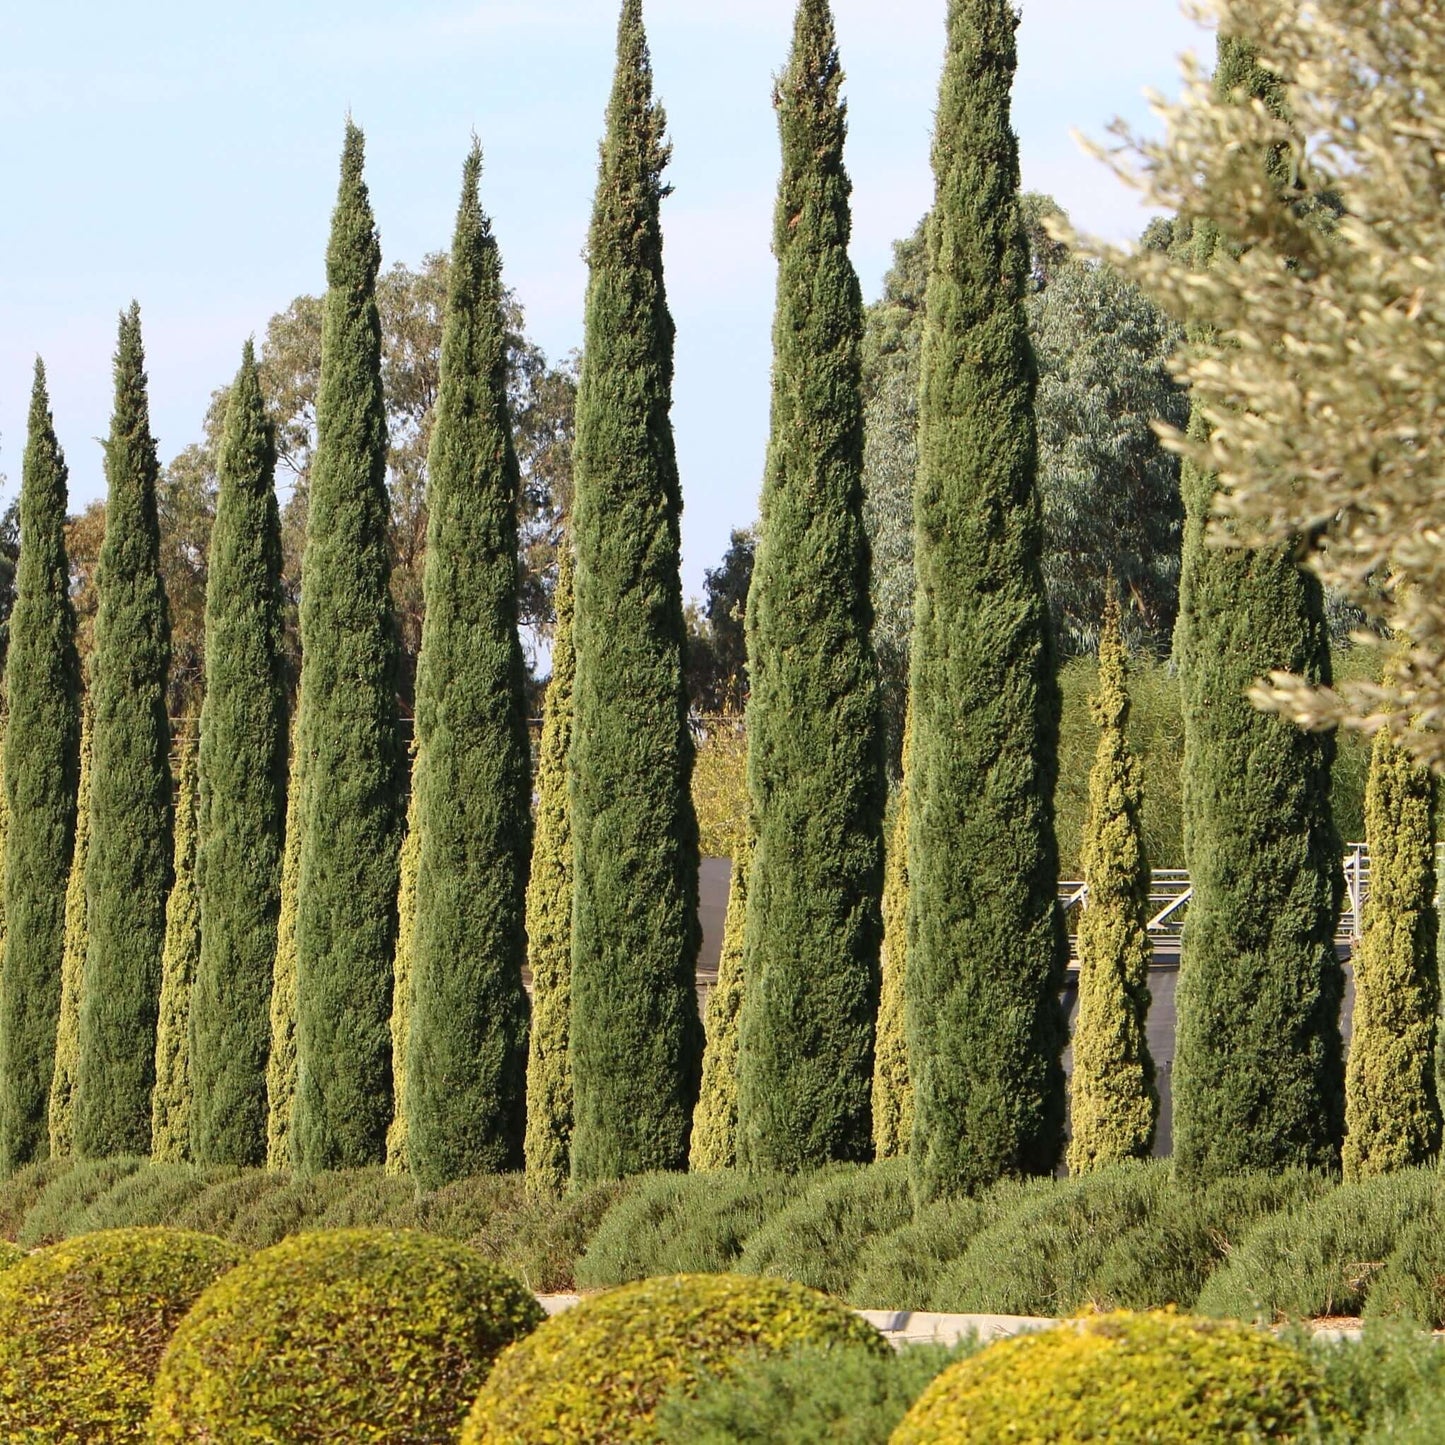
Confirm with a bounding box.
[0,0,1205,599]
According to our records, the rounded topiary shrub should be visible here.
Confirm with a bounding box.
[890,1311,1347,1444]
[148,1228,543,1442]
[462,1272,887,1444]
[0,1227,242,1440]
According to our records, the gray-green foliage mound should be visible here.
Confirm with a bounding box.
[653,1340,972,1445]
[17,1156,146,1248]
[736,1159,911,1297]
[926,1162,1170,1316]
[74,1163,235,1234]
[1197,1169,1441,1321]
[577,1170,803,1288]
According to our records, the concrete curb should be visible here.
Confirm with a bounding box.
[536,1295,1058,1349]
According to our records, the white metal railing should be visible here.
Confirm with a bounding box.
[1060,844,1371,956]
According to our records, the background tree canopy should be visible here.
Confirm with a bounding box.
[63,257,577,715]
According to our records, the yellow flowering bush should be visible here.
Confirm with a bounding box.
[890,1311,1347,1443]
[0,1227,241,1442]
[462,1272,886,1444]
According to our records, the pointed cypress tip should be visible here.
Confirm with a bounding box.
[32,355,47,392]
[341,120,366,183]
[463,138,483,197]
[240,336,257,371]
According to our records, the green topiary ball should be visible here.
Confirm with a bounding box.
[0,1226,241,1441]
[889,1311,1348,1443]
[148,1227,543,1442]
[462,1272,887,1443]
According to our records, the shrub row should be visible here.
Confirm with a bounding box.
[0,1158,630,1293]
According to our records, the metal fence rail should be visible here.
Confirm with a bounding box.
[1060,843,1371,959]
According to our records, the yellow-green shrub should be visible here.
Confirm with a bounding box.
[0,1227,241,1441]
[462,1272,886,1444]
[890,1311,1347,1444]
[148,1228,542,1442]
[0,1241,21,1270]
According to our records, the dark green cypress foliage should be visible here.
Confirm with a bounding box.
[190,343,288,1168]
[872,713,912,1161]
[905,0,1067,1202]
[569,0,703,1181]
[0,361,81,1173]
[385,779,419,1177]
[1066,596,1157,1173]
[1171,37,1344,1180]
[292,123,404,1172]
[1343,725,1440,1178]
[404,147,532,1189]
[75,305,173,1160]
[734,0,884,1173]
[151,725,199,1163]
[48,703,90,1160]
[690,841,750,1172]
[524,534,576,1197]
[265,742,301,1172]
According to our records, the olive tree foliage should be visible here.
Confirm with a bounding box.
[863,199,1184,770]
[1093,0,1445,768]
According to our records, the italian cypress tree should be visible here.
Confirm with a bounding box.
[292,123,404,1172]
[569,0,703,1181]
[734,0,884,1173]
[75,304,173,1160]
[151,726,199,1163]
[190,343,288,1168]
[405,147,533,1189]
[524,534,575,1197]
[1342,725,1439,1178]
[265,745,301,1172]
[385,780,419,1177]
[1171,36,1344,1180]
[1066,596,1156,1173]
[691,842,750,1172]
[905,0,1067,1202]
[0,360,81,1172]
[48,704,90,1159]
[872,714,912,1160]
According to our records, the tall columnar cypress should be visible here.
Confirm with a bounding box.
[151,726,199,1163]
[292,123,404,1172]
[1343,726,1440,1178]
[905,0,1067,1202]
[75,305,173,1159]
[190,344,288,1168]
[1066,596,1157,1173]
[568,0,702,1181]
[735,0,884,1173]
[524,535,576,1197]
[0,361,81,1172]
[385,780,419,1177]
[1171,37,1344,1180]
[265,745,301,1172]
[872,713,913,1161]
[405,148,532,1189]
[691,841,750,1172]
[48,704,90,1159]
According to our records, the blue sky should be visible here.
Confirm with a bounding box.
[0,0,1204,599]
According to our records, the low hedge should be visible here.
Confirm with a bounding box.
[15,1155,146,1248]
[735,1160,912,1297]
[654,1340,969,1445]
[1361,1203,1445,1329]
[461,1273,887,1443]
[926,1162,1169,1317]
[578,1170,801,1288]
[76,1163,233,1234]
[891,1312,1348,1443]
[0,1157,74,1239]
[148,1228,542,1442]
[1196,1169,1441,1322]
[0,1227,241,1440]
